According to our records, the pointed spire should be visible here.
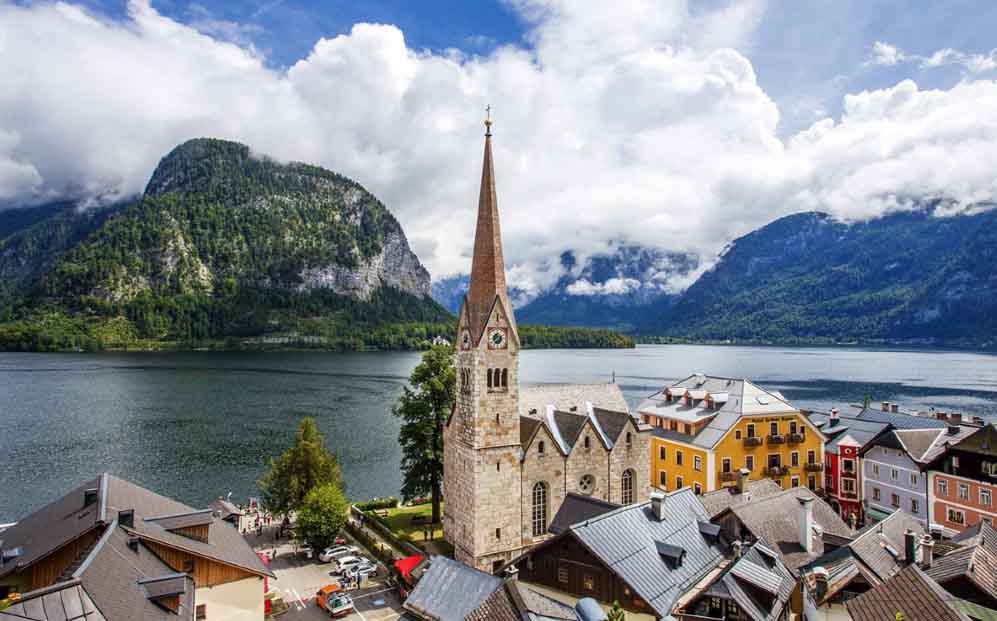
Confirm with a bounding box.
[464,109,515,343]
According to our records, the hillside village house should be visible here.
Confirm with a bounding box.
[860,421,977,528]
[0,474,272,620]
[638,375,825,496]
[443,117,651,574]
[927,424,997,536]
[807,408,892,525]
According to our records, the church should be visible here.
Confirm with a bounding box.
[443,116,652,573]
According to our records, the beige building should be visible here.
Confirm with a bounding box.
[443,118,651,573]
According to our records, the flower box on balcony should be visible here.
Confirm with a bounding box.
[804,463,824,472]
[788,433,806,444]
[767,434,786,445]
[743,437,764,447]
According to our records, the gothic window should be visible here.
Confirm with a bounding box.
[538,441,545,455]
[622,469,635,505]
[532,482,548,537]
[626,432,633,447]
[584,436,591,450]
[487,369,493,389]
[501,368,508,387]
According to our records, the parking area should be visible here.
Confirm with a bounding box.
[278,582,409,620]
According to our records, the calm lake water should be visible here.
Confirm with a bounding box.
[2,344,997,522]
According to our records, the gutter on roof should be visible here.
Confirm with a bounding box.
[98,473,109,525]
[123,526,275,578]
[73,518,117,579]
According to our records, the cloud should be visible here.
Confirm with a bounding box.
[2,0,997,299]
[566,277,642,296]
[870,40,997,75]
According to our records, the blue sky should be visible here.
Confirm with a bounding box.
[3,0,997,290]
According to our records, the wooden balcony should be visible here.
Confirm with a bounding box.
[719,471,739,482]
[766,466,789,477]
[743,436,764,447]
[841,469,857,478]
[804,463,824,472]
[788,433,806,444]
[767,434,787,445]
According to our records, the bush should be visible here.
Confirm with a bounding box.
[295,483,349,550]
[356,497,399,511]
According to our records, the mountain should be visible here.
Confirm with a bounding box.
[516,247,698,330]
[430,273,470,315]
[650,206,997,346]
[0,138,453,350]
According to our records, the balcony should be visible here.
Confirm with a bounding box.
[841,491,858,500]
[743,436,763,447]
[767,434,786,445]
[719,471,739,482]
[766,466,789,477]
[788,433,806,444]
[841,469,857,478]
[805,463,824,472]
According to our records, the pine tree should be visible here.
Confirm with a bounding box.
[258,417,342,516]
[607,601,626,621]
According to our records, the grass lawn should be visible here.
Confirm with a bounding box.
[374,502,444,544]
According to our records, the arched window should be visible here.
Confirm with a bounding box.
[625,432,633,447]
[487,369,493,389]
[538,441,545,455]
[583,436,591,450]
[622,469,635,505]
[532,482,548,537]
[501,368,508,387]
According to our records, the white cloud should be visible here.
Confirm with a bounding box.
[1,0,997,298]
[566,277,642,296]
[871,40,997,75]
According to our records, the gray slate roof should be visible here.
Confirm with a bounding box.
[808,412,890,455]
[565,488,727,617]
[548,493,619,535]
[719,541,795,621]
[0,580,105,621]
[928,521,997,601]
[698,479,784,519]
[848,509,927,581]
[846,564,970,621]
[404,555,503,621]
[856,408,947,430]
[464,580,583,621]
[519,384,630,419]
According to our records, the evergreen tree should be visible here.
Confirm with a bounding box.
[608,601,626,621]
[258,417,342,516]
[392,344,455,524]
[295,482,349,549]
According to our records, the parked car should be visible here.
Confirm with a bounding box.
[334,555,368,574]
[344,561,378,580]
[316,584,354,618]
[319,546,359,563]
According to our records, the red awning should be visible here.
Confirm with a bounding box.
[394,555,424,581]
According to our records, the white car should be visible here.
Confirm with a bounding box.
[318,546,359,563]
[344,561,378,580]
[334,556,368,574]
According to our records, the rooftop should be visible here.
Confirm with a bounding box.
[846,564,971,621]
[698,478,784,519]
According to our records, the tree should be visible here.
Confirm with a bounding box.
[608,601,626,621]
[295,483,349,549]
[392,344,455,524]
[259,417,342,516]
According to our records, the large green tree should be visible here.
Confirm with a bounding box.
[259,417,342,516]
[392,344,455,524]
[295,483,349,549]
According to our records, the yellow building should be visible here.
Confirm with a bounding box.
[638,374,825,495]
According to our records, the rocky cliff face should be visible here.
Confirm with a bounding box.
[299,231,430,300]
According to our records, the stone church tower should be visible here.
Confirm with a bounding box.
[444,116,524,573]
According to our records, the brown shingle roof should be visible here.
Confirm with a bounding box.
[846,565,970,621]
[698,479,784,519]
[927,521,997,602]
[728,487,853,573]
[849,509,927,580]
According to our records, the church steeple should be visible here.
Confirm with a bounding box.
[465,110,517,344]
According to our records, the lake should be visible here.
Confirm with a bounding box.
[2,344,997,522]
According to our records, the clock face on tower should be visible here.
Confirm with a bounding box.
[460,329,471,350]
[488,328,507,349]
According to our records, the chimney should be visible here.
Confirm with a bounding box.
[84,487,99,507]
[951,413,962,424]
[732,540,743,559]
[504,564,519,579]
[920,535,934,570]
[904,529,917,564]
[891,404,899,413]
[799,496,815,553]
[650,492,666,521]
[948,425,960,436]
[882,402,890,412]
[118,509,134,529]
[813,567,829,602]
[736,468,750,494]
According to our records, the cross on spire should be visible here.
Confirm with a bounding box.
[485,104,492,135]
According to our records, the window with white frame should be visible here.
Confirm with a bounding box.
[938,479,949,496]
[792,452,800,467]
[959,484,970,501]
[659,471,667,489]
[694,456,702,472]
[873,463,880,476]
[843,459,855,473]
[745,455,754,471]
[948,508,965,525]
[531,482,548,537]
[873,487,881,501]
[910,473,918,486]
[911,498,919,513]
[891,468,899,481]
[982,489,993,506]
[891,493,900,508]
[843,478,856,493]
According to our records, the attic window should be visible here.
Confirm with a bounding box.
[538,441,545,455]
[655,541,686,566]
[626,432,633,447]
[584,436,591,450]
[698,521,721,540]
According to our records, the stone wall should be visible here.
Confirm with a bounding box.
[520,425,566,547]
